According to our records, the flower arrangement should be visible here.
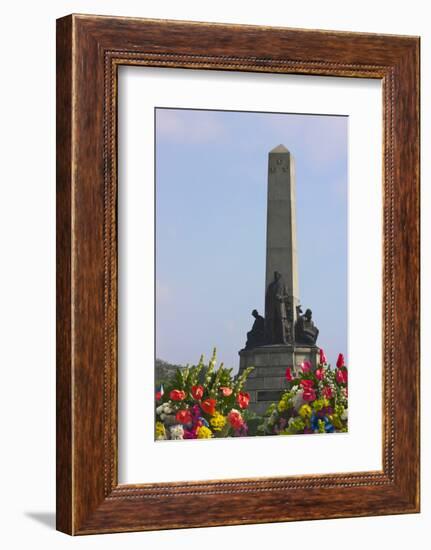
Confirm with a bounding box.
[258,350,348,436]
[155,348,254,440]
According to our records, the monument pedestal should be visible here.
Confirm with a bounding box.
[238,345,319,415]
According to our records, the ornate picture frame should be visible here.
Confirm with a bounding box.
[56,14,420,534]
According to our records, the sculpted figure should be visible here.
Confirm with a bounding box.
[245,309,265,349]
[295,306,319,345]
[264,271,293,344]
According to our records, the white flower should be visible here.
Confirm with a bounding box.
[269,411,278,425]
[292,389,305,410]
[170,424,184,440]
[341,409,348,421]
[164,414,176,426]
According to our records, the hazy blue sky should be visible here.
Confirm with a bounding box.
[155,108,347,371]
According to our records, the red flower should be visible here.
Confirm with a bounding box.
[319,348,327,365]
[201,398,217,416]
[303,388,317,402]
[336,369,348,384]
[322,386,333,399]
[302,360,312,373]
[176,409,193,424]
[227,409,244,430]
[300,379,314,389]
[336,353,345,369]
[155,391,162,401]
[285,367,293,381]
[236,391,250,409]
[315,368,324,381]
[169,389,186,401]
[219,386,233,397]
[191,385,204,400]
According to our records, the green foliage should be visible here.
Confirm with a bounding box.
[233,367,254,395]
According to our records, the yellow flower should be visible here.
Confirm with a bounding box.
[312,398,329,411]
[210,411,226,432]
[299,404,312,419]
[266,403,276,415]
[277,399,288,412]
[196,425,213,439]
[330,414,343,429]
[155,421,166,440]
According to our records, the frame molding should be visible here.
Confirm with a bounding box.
[56,14,420,534]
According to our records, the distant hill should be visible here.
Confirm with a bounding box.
[155,358,185,385]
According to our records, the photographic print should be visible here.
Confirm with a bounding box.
[154,107,348,441]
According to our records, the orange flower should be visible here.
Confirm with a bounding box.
[236,391,250,409]
[201,398,217,416]
[219,386,233,397]
[169,389,186,401]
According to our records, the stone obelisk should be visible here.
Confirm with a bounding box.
[266,144,300,327]
[239,145,320,415]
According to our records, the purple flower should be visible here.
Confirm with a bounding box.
[191,404,201,418]
[183,429,197,439]
[234,422,248,437]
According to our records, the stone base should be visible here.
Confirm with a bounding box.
[238,344,319,415]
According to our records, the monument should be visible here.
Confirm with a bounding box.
[239,145,320,415]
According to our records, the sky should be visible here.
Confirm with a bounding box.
[155,108,348,372]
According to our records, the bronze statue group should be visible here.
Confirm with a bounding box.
[245,271,319,350]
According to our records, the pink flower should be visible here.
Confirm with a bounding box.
[227,409,244,430]
[301,360,312,373]
[303,388,317,402]
[285,367,293,381]
[336,369,348,384]
[219,386,233,397]
[336,353,345,369]
[315,368,324,381]
[322,386,333,399]
[319,349,327,365]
